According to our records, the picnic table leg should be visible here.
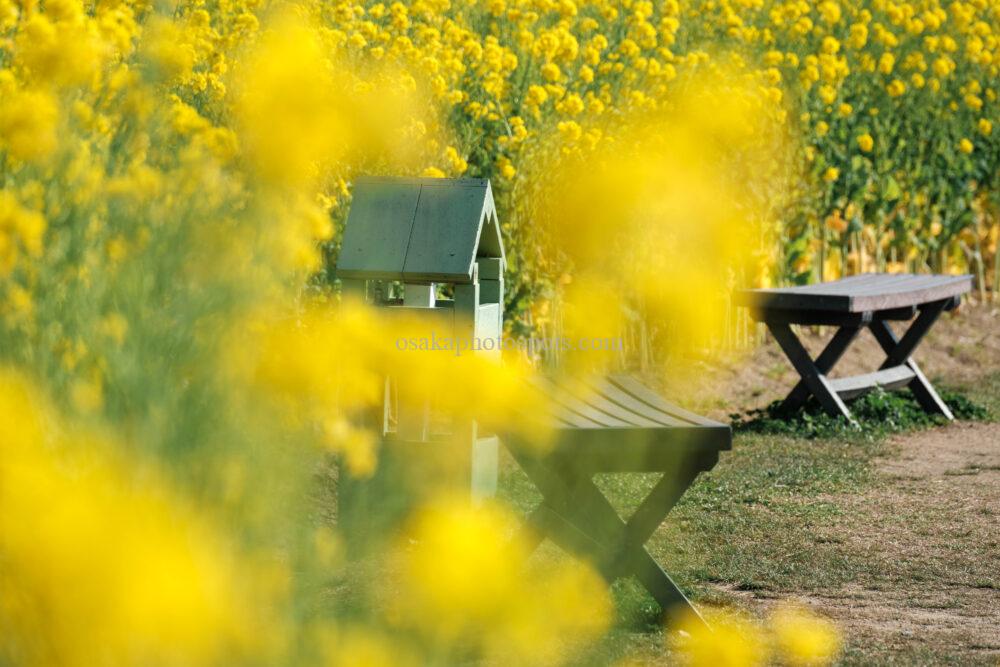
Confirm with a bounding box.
[767,321,854,420]
[869,298,954,419]
[782,325,863,412]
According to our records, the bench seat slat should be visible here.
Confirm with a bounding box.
[609,375,723,428]
[517,374,728,439]
[579,378,690,427]
[546,377,666,428]
[848,276,958,297]
[528,376,637,428]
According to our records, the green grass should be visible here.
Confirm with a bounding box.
[497,429,884,648]
[731,387,988,440]
[957,371,1000,418]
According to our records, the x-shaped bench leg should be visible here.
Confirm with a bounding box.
[869,299,953,419]
[767,321,855,420]
[780,325,863,413]
[766,296,955,421]
[511,451,708,627]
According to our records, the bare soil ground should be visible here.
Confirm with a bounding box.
[669,303,1000,664]
[739,422,1000,664]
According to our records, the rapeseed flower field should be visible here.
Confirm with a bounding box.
[0,0,995,663]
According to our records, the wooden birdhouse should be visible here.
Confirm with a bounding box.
[335,176,507,548]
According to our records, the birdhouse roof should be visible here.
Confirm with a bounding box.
[336,176,505,283]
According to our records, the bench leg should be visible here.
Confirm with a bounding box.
[572,476,705,625]
[782,325,863,412]
[511,450,708,627]
[767,321,854,420]
[869,299,953,419]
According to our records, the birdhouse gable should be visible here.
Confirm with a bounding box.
[337,176,505,284]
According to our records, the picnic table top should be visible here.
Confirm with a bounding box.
[736,273,972,313]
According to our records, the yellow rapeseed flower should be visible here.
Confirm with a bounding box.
[959,138,974,154]
[0,88,59,163]
[397,495,610,657]
[818,1,841,25]
[825,210,848,232]
[496,156,516,179]
[0,191,46,274]
[887,79,907,97]
[857,133,874,152]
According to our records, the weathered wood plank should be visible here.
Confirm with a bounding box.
[737,273,972,313]
[827,365,917,399]
[547,430,726,472]
[750,305,919,326]
[528,377,636,428]
[478,257,504,280]
[337,180,421,280]
[610,375,724,429]
[402,183,489,282]
[550,377,664,428]
[581,377,691,427]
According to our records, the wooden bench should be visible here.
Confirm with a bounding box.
[335,176,730,625]
[737,273,972,421]
[509,375,730,624]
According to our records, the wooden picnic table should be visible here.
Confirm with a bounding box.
[737,273,972,421]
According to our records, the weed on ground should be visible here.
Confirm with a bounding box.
[731,388,988,440]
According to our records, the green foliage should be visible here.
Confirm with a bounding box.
[731,387,988,440]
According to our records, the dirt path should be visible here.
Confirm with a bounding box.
[776,422,1000,663]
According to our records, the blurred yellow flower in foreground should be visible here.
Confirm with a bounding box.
[232,13,347,188]
[532,69,790,374]
[770,606,842,666]
[959,138,974,154]
[238,300,553,477]
[857,133,874,153]
[673,608,768,666]
[0,371,277,666]
[0,191,46,275]
[672,605,841,667]
[0,88,59,163]
[396,495,610,662]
